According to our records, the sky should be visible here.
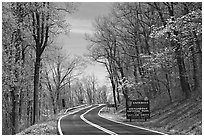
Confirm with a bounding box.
[58,2,113,86]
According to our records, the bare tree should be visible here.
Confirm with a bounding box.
[42,49,85,114]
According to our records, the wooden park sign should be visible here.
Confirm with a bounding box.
[126,99,150,120]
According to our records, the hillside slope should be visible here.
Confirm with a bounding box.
[100,98,202,135]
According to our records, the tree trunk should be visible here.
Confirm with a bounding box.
[123,85,130,115]
[27,100,30,127]
[33,56,40,124]
[10,87,18,134]
[165,73,172,103]
[116,80,120,104]
[18,91,22,123]
[175,45,191,98]
[117,87,120,104]
[190,46,198,91]
[110,77,117,110]
[53,104,57,115]
[50,94,56,114]
[192,31,202,95]
[133,64,138,84]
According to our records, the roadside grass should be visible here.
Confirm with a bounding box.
[100,98,202,135]
[16,110,65,135]
[16,120,58,135]
[16,105,87,135]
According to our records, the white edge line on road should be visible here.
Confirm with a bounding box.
[65,104,87,113]
[98,106,168,135]
[58,105,92,135]
[80,105,118,135]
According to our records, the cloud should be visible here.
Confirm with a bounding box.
[66,2,112,35]
[72,2,112,20]
[68,18,94,34]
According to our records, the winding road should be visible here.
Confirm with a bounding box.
[58,104,165,135]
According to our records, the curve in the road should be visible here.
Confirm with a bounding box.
[84,105,165,135]
[58,104,166,135]
[80,105,118,135]
[58,105,93,135]
[58,104,109,135]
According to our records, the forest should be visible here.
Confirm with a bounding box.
[2,2,107,134]
[2,2,202,135]
[87,2,202,109]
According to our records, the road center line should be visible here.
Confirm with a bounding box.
[80,105,118,135]
[58,105,93,135]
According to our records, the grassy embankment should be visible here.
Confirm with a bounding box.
[16,111,63,135]
[16,105,87,135]
[100,98,202,135]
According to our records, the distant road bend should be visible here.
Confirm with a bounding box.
[58,104,166,135]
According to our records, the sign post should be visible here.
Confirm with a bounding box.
[126,99,150,121]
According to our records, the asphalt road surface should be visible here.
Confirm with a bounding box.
[59,104,164,135]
